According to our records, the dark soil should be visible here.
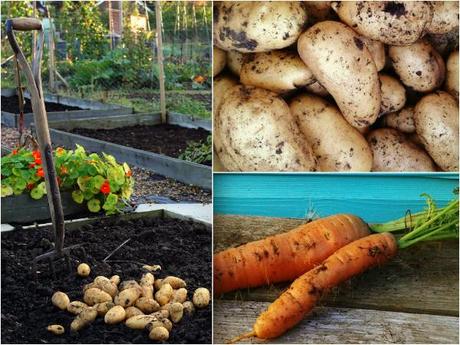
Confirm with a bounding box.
[1,215,212,344]
[67,124,210,164]
[1,96,84,113]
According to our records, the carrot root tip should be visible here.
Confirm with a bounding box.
[227,331,256,344]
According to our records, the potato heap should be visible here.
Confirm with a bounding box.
[213,1,459,172]
[48,265,210,341]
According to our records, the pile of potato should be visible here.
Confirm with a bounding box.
[48,263,210,341]
[213,1,459,172]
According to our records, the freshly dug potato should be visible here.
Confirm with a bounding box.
[426,29,459,58]
[116,287,141,308]
[290,94,373,172]
[213,46,226,77]
[141,285,154,300]
[304,1,335,24]
[142,264,161,273]
[367,128,436,171]
[154,279,163,291]
[298,21,380,129]
[172,288,188,303]
[379,74,406,115]
[305,81,329,97]
[70,307,97,332]
[51,291,70,310]
[125,315,158,330]
[119,280,141,291]
[446,51,459,99]
[77,263,90,277]
[149,326,169,341]
[94,276,118,297]
[217,85,317,171]
[83,288,112,306]
[414,91,459,171]
[361,36,386,71]
[389,40,445,92]
[169,302,184,323]
[140,273,155,286]
[381,107,416,134]
[125,306,144,319]
[192,288,210,308]
[109,275,121,286]
[162,276,186,289]
[95,301,115,316]
[146,320,167,332]
[161,318,173,332]
[104,305,126,325]
[67,301,88,315]
[240,50,314,93]
[213,1,308,52]
[183,301,195,315]
[152,310,170,320]
[426,1,459,35]
[331,1,432,45]
[47,324,65,335]
[227,50,244,76]
[155,283,174,306]
[135,297,160,313]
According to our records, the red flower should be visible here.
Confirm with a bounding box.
[36,167,44,178]
[12,149,18,155]
[60,166,68,175]
[126,169,132,177]
[34,157,42,165]
[32,150,41,159]
[29,163,36,169]
[100,180,111,195]
[27,183,35,190]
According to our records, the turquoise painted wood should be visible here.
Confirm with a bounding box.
[213,173,458,223]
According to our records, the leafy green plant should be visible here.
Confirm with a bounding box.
[179,135,211,165]
[1,145,134,215]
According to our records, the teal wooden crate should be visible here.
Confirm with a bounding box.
[213,173,458,223]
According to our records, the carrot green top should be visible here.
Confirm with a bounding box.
[369,189,459,249]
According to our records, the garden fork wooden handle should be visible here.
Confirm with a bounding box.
[6,18,65,256]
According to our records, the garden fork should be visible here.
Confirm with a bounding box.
[6,18,86,278]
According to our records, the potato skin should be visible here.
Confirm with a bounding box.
[446,51,459,99]
[360,36,386,71]
[227,50,245,76]
[213,46,226,77]
[389,40,445,92]
[379,74,406,115]
[367,128,436,172]
[382,107,416,134]
[290,94,372,172]
[305,81,329,97]
[213,1,307,52]
[331,1,432,45]
[240,50,314,93]
[414,91,459,171]
[297,21,380,129]
[216,85,317,171]
[426,1,459,35]
[192,288,210,308]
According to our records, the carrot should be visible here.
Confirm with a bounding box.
[214,214,370,295]
[230,232,398,342]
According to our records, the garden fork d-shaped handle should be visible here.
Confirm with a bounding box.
[6,18,65,256]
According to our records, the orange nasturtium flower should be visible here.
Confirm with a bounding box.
[56,147,65,156]
[100,180,111,195]
[60,166,68,175]
[11,149,18,155]
[36,167,45,178]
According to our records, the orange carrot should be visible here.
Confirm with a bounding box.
[214,214,370,295]
[230,232,398,342]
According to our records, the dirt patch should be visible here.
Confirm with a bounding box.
[66,125,211,165]
[1,215,211,343]
[1,96,84,113]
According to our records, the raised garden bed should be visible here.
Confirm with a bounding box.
[1,89,132,128]
[1,209,212,344]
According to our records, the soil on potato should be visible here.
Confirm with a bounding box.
[1,96,84,113]
[1,215,212,344]
[67,125,211,165]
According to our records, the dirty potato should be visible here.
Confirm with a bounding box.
[162,276,186,289]
[426,1,459,35]
[116,287,141,308]
[379,74,406,115]
[70,307,98,332]
[227,50,245,76]
[104,305,126,325]
[155,283,174,306]
[172,288,188,303]
[47,324,65,335]
[381,107,416,134]
[95,301,115,317]
[52,291,70,310]
[94,276,118,297]
[67,301,88,315]
[135,297,160,314]
[83,287,112,306]
[446,51,459,99]
[213,46,226,76]
[183,301,195,315]
[125,315,158,330]
[169,302,184,323]
[192,288,210,308]
[125,306,144,319]
[149,326,169,341]
[77,263,90,277]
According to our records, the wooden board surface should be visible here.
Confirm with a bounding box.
[214,215,459,316]
[214,300,459,344]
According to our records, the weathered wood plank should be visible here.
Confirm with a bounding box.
[214,300,459,344]
[214,215,459,316]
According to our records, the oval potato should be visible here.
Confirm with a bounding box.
[149,326,169,341]
[155,283,173,306]
[67,301,88,315]
[162,276,186,289]
[47,324,65,335]
[213,46,226,77]
[192,288,210,308]
[227,50,245,76]
[331,1,432,45]
[51,291,70,310]
[125,306,144,319]
[117,287,141,308]
[381,107,415,134]
[213,1,307,52]
[426,1,459,35]
[290,94,372,172]
[104,305,126,324]
[77,263,90,277]
[360,36,386,71]
[414,91,459,171]
[135,297,160,314]
[169,302,184,323]
[125,315,158,330]
[298,21,380,129]
[446,51,459,99]
[216,85,317,171]
[95,301,115,316]
[83,288,112,306]
[389,40,445,92]
[379,74,406,115]
[367,128,436,172]
[172,288,188,303]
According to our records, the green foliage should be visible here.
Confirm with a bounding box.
[179,135,212,165]
[1,146,134,215]
[168,95,211,118]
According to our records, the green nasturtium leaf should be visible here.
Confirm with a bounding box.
[1,185,13,197]
[77,176,91,191]
[87,198,101,212]
[30,186,45,199]
[89,175,105,193]
[72,190,84,204]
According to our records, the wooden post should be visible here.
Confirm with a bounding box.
[155,0,166,123]
[47,7,56,91]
